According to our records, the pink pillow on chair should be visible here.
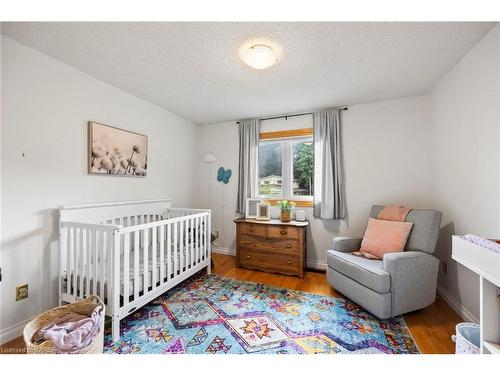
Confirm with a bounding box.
[357,218,413,260]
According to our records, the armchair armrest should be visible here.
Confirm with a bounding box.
[332,237,362,253]
[383,251,439,316]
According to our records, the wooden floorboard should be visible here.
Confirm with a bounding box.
[0,253,462,354]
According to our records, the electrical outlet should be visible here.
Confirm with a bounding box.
[442,262,448,275]
[16,284,28,301]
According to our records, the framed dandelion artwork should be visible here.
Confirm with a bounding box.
[88,121,148,177]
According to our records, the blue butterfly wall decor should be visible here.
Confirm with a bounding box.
[217,167,232,184]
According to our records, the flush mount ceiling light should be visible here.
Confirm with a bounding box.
[241,44,279,70]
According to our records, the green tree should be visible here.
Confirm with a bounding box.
[294,142,314,195]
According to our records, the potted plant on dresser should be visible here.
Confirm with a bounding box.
[276,200,296,222]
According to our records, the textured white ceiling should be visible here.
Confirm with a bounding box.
[1,22,495,124]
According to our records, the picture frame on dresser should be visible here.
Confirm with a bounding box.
[245,198,261,219]
[256,203,271,221]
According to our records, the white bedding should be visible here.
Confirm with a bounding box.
[68,246,203,297]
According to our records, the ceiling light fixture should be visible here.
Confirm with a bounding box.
[241,44,279,70]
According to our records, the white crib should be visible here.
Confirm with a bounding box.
[58,199,211,341]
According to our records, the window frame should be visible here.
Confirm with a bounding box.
[258,128,314,207]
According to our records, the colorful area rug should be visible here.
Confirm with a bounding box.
[104,274,419,354]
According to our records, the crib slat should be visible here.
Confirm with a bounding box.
[85,230,91,296]
[92,230,97,295]
[159,225,165,284]
[199,216,202,263]
[67,228,72,295]
[173,221,178,276]
[190,218,194,267]
[203,216,208,260]
[143,228,149,294]
[152,224,157,288]
[203,216,206,261]
[59,227,66,300]
[198,217,202,263]
[69,228,78,300]
[134,231,140,300]
[207,213,211,271]
[100,232,106,302]
[82,229,88,298]
[184,219,188,266]
[167,223,172,280]
[123,232,130,305]
[76,228,80,298]
[179,220,184,272]
[195,217,200,265]
[107,232,112,301]
[184,219,189,269]
[112,231,121,312]
[72,228,78,300]
[201,216,204,262]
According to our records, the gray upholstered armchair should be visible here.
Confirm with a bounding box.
[326,205,442,319]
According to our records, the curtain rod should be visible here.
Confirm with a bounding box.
[236,107,348,124]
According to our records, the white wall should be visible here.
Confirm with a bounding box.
[0,37,198,343]
[194,95,433,268]
[429,24,500,321]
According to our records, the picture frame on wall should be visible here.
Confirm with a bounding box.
[256,203,271,221]
[88,121,148,177]
[246,198,262,219]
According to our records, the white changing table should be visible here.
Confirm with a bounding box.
[452,235,500,354]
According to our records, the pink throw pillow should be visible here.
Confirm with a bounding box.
[358,218,413,260]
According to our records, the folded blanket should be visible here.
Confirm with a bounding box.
[36,305,103,354]
[463,234,500,254]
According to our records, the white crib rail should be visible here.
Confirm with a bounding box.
[59,209,211,340]
[59,222,121,305]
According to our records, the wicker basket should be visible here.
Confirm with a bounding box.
[23,295,105,354]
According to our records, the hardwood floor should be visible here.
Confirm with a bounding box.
[0,253,462,354]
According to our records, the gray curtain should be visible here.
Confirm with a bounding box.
[236,119,260,214]
[313,109,346,219]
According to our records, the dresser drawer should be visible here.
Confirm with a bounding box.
[267,225,300,239]
[237,222,266,237]
[238,249,300,274]
[238,235,300,254]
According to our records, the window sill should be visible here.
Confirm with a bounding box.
[262,199,313,208]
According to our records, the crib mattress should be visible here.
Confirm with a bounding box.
[67,247,205,297]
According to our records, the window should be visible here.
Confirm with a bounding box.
[258,131,314,201]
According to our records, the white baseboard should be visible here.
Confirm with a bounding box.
[0,317,31,345]
[437,285,479,323]
[306,260,327,271]
[212,247,236,256]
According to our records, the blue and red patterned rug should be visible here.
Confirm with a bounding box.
[104,274,419,354]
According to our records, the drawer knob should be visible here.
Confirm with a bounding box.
[286,260,291,265]
[245,240,251,244]
[286,244,292,248]
[245,255,251,259]
[280,230,287,235]
[249,228,255,232]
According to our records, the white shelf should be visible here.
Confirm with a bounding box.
[452,235,500,355]
[452,236,500,286]
[483,341,500,354]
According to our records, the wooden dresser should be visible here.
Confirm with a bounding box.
[234,217,309,278]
